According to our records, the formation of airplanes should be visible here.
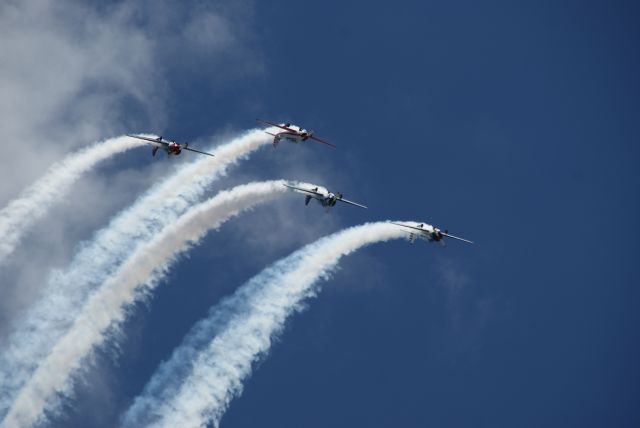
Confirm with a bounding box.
[128,120,472,247]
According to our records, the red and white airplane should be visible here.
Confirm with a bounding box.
[256,119,336,148]
[391,222,473,246]
[127,134,215,157]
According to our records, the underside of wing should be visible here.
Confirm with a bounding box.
[256,119,297,133]
[283,184,324,197]
[309,135,336,148]
[442,233,474,244]
[390,222,429,233]
[183,146,215,157]
[337,198,367,209]
[127,134,169,147]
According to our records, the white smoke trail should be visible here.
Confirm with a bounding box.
[0,180,308,428]
[0,135,146,262]
[122,221,409,428]
[0,129,272,420]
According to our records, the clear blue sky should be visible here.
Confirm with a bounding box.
[50,0,639,426]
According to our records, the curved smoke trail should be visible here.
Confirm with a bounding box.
[0,129,272,420]
[0,135,146,263]
[0,180,308,428]
[122,221,409,428]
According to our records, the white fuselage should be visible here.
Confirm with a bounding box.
[273,126,311,145]
[318,192,338,207]
[409,223,444,243]
[302,187,339,209]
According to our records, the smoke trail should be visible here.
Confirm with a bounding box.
[0,180,309,428]
[0,129,271,419]
[0,135,146,263]
[122,221,409,428]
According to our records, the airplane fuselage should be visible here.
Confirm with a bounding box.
[407,223,444,243]
[273,130,311,146]
[305,192,339,209]
[166,142,182,155]
[316,193,338,208]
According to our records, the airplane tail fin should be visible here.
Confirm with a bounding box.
[265,132,280,148]
[152,146,159,157]
[305,195,312,206]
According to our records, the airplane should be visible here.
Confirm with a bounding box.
[127,134,215,157]
[256,119,336,148]
[391,222,473,246]
[284,183,367,211]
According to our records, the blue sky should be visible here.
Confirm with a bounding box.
[1,0,639,427]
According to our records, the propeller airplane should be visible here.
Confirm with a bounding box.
[284,183,367,211]
[257,119,336,148]
[391,222,473,246]
[127,134,215,158]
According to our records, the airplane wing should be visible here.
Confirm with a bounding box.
[390,222,429,233]
[441,232,474,244]
[309,135,336,148]
[183,146,215,157]
[337,197,367,209]
[256,119,297,133]
[127,134,169,146]
[283,184,324,197]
